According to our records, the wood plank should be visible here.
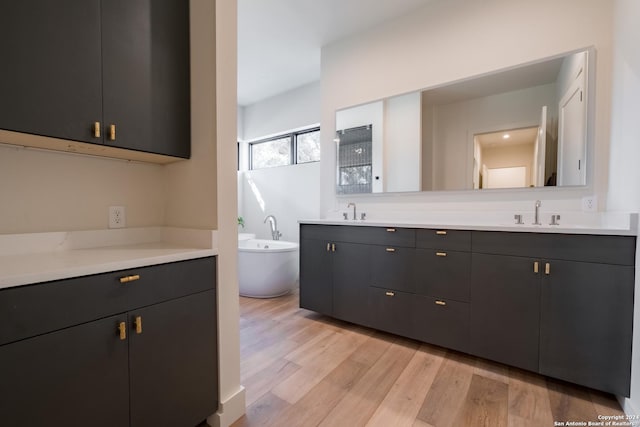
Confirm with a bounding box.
[243,358,301,407]
[233,392,290,427]
[474,357,510,384]
[451,374,509,427]
[547,378,599,423]
[508,368,554,426]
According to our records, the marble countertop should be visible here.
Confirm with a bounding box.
[0,227,217,289]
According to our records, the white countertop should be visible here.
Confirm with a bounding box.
[299,212,638,236]
[0,227,217,289]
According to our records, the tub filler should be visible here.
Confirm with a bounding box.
[238,238,299,298]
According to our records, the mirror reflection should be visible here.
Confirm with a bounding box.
[335,49,589,194]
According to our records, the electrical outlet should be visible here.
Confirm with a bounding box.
[109,206,126,228]
[581,196,597,212]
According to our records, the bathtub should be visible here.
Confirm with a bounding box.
[238,237,299,298]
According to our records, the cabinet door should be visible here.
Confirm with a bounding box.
[371,245,416,292]
[102,0,190,157]
[300,238,333,315]
[0,1,103,143]
[470,253,540,371]
[129,290,217,427]
[369,287,413,337]
[0,315,129,427]
[540,260,634,396]
[415,249,470,301]
[333,242,371,326]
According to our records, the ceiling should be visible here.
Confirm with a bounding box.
[238,0,432,106]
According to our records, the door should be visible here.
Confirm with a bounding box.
[470,253,541,371]
[0,315,129,426]
[129,290,218,427]
[557,76,586,185]
[534,106,548,187]
[0,1,103,143]
[540,260,634,396]
[299,238,333,315]
[332,242,371,326]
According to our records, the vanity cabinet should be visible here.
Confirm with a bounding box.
[0,257,217,426]
[0,0,190,159]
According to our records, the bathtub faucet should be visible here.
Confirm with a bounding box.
[264,215,282,240]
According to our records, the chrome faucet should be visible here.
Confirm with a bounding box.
[533,200,542,225]
[347,202,356,220]
[263,215,282,240]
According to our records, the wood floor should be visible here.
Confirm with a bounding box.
[232,289,624,427]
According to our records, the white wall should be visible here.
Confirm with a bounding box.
[238,81,321,243]
[320,0,613,216]
[384,92,421,192]
[609,0,640,416]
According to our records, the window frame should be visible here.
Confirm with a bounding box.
[249,126,320,170]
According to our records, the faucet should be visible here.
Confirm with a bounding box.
[533,200,542,225]
[347,202,356,220]
[263,215,282,240]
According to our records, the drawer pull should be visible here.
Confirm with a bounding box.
[93,121,101,138]
[386,248,396,252]
[326,243,331,252]
[331,243,336,252]
[134,316,143,334]
[119,274,141,284]
[386,228,396,232]
[534,262,539,273]
[436,252,447,257]
[436,230,447,235]
[385,291,395,297]
[118,322,127,340]
[545,263,550,275]
[435,300,447,306]
[109,124,116,141]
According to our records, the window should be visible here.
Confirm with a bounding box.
[249,127,320,169]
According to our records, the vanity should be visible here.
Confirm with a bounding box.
[299,220,636,397]
[0,228,218,426]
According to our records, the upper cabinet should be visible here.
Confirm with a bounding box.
[0,0,190,161]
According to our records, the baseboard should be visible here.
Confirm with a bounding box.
[206,386,246,427]
[618,395,640,419]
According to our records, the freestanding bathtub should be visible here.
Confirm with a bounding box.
[238,237,299,298]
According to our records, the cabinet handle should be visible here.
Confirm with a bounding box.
[134,316,143,334]
[93,121,101,138]
[436,230,447,235]
[331,243,336,252]
[109,124,116,141]
[385,291,395,297]
[119,274,141,284]
[436,252,447,257]
[386,228,396,232]
[326,243,331,252]
[435,300,446,306]
[534,262,539,273]
[545,263,550,275]
[118,322,127,340]
[386,248,396,252]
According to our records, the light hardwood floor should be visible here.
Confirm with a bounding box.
[232,289,624,427]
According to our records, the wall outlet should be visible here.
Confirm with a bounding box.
[109,206,126,228]
[581,196,597,212]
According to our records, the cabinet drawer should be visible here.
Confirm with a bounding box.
[472,231,636,265]
[300,224,415,247]
[417,229,471,251]
[371,246,415,293]
[369,287,413,338]
[415,249,470,302]
[413,296,469,353]
[0,257,216,346]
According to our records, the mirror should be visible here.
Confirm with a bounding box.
[335,49,590,194]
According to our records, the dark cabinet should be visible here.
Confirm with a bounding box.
[0,257,217,426]
[540,260,634,396]
[371,245,415,292]
[415,249,470,302]
[470,253,541,371]
[0,0,190,159]
[413,295,469,353]
[299,239,333,316]
[369,287,413,337]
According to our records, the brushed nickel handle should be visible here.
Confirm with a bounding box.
[436,230,447,235]
[93,121,101,138]
[109,124,116,141]
[386,228,396,232]
[436,252,447,257]
[534,261,539,273]
[134,316,142,334]
[386,248,396,252]
[435,300,446,306]
[545,263,550,275]
[118,322,126,340]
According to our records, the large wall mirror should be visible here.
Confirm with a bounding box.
[335,49,592,194]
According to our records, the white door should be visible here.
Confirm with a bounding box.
[533,106,547,187]
[486,166,527,189]
[558,79,586,186]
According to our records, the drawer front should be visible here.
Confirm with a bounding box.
[369,287,413,338]
[416,229,471,251]
[370,246,415,293]
[0,257,216,345]
[301,224,415,247]
[413,296,469,353]
[415,249,470,302]
[472,231,636,265]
